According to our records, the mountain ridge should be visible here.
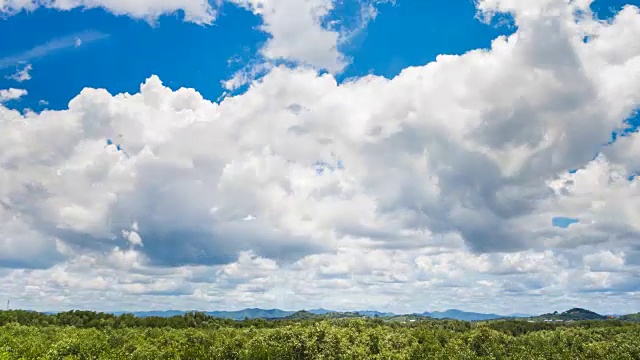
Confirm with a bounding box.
[419,309,507,321]
[107,308,530,321]
[531,308,609,321]
[23,307,639,322]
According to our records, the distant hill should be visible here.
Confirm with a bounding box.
[420,309,505,321]
[123,309,396,320]
[282,309,510,321]
[107,308,529,321]
[284,310,364,320]
[121,310,186,318]
[123,309,294,320]
[283,311,318,320]
[616,313,640,322]
[356,310,396,317]
[206,308,294,320]
[508,313,534,318]
[386,314,431,323]
[127,308,365,321]
[533,308,607,321]
[307,308,333,315]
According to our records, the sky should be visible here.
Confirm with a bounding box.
[1,0,640,315]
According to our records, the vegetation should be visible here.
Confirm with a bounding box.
[1,310,640,359]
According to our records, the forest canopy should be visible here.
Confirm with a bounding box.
[1,310,639,359]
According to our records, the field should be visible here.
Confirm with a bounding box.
[1,311,640,359]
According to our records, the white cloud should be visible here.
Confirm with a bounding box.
[122,229,143,247]
[0,0,216,24]
[223,0,391,79]
[583,251,625,272]
[0,0,38,13]
[230,0,346,72]
[0,88,27,102]
[0,31,109,70]
[6,63,32,82]
[338,0,392,45]
[545,155,640,250]
[1,0,640,314]
[3,0,384,76]
[222,60,275,91]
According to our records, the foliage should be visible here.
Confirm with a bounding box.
[1,311,639,359]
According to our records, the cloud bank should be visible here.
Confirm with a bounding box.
[1,0,640,314]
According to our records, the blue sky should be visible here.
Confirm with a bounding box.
[2,0,636,137]
[0,5,264,110]
[1,0,640,314]
[1,0,636,109]
[0,1,521,110]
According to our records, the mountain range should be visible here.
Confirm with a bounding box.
[41,307,640,322]
[114,308,530,321]
[418,309,506,321]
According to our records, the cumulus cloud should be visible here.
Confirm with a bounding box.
[226,0,390,77]
[121,229,143,247]
[220,0,387,91]
[6,63,32,82]
[2,0,640,313]
[0,88,27,102]
[1,0,382,73]
[230,0,346,72]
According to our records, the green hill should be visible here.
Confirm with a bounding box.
[283,311,365,320]
[283,310,319,320]
[422,309,504,321]
[533,308,607,321]
[385,314,431,323]
[618,313,640,322]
